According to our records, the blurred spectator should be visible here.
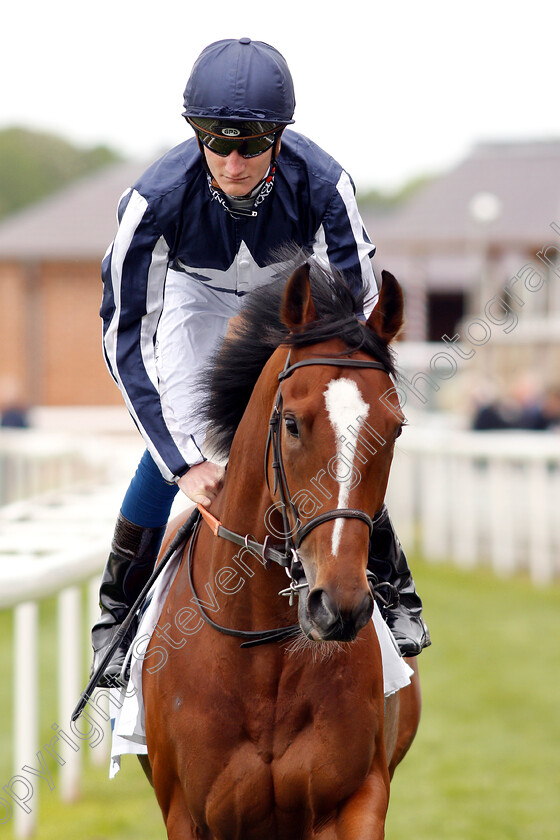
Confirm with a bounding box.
[472,399,514,430]
[508,373,543,430]
[0,376,29,428]
[471,374,560,432]
[525,387,560,431]
[471,378,517,430]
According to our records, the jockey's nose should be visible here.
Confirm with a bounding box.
[306,586,373,641]
[224,149,246,174]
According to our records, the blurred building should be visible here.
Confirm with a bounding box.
[0,161,144,406]
[363,139,560,412]
[0,140,559,408]
[366,139,560,341]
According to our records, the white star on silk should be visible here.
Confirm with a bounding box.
[175,241,301,294]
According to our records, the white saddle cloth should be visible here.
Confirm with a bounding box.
[109,551,413,778]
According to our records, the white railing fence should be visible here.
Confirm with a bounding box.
[5,577,112,838]
[0,425,143,838]
[386,427,560,584]
[0,430,102,506]
[0,472,139,838]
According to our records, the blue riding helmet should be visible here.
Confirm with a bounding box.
[183,37,296,125]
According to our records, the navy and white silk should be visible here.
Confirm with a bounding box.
[101,130,379,481]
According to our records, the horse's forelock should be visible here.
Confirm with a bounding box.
[196,257,396,459]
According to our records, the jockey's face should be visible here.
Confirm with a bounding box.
[203,141,279,197]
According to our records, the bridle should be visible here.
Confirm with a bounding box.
[265,352,389,568]
[188,349,392,647]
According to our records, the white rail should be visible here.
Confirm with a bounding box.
[0,430,103,506]
[0,483,129,837]
[0,428,143,838]
[386,427,560,584]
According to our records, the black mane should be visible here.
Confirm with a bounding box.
[198,256,397,459]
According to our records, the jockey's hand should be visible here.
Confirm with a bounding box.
[177,461,225,507]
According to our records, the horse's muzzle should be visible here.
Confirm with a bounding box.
[304,586,374,642]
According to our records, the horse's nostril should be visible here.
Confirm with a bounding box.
[307,587,374,640]
[307,588,337,631]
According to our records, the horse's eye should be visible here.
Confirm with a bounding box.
[284,416,300,438]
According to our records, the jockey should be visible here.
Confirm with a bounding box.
[92,37,430,686]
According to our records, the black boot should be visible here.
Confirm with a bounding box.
[90,513,165,687]
[368,505,431,657]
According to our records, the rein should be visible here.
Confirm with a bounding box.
[188,350,392,647]
[187,512,301,648]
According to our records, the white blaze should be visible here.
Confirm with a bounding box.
[324,378,369,556]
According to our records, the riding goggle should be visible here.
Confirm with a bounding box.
[196,130,280,158]
[189,118,282,159]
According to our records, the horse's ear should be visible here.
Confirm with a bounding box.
[366,270,404,343]
[281,263,317,331]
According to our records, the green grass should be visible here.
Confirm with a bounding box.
[0,561,559,839]
[387,561,560,840]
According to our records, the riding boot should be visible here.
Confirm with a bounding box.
[90,513,166,687]
[368,505,431,657]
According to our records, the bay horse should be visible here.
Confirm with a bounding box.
[142,260,421,839]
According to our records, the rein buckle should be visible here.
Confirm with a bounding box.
[278,549,308,605]
[278,579,308,607]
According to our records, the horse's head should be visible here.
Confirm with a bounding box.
[269,264,404,643]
